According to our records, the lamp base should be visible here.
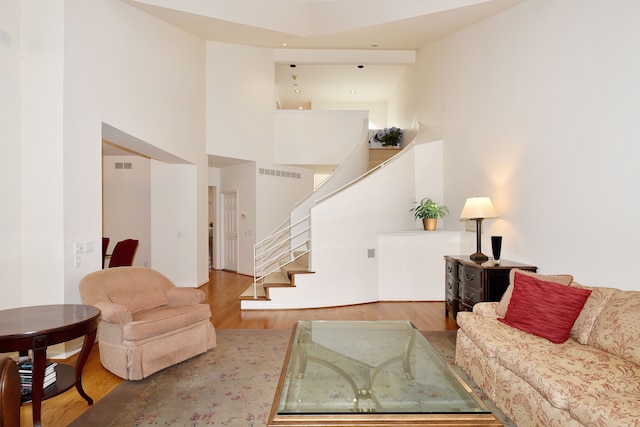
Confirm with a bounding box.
[469,252,489,262]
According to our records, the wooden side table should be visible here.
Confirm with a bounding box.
[444,256,537,319]
[0,304,100,427]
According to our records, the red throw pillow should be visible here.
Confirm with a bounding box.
[498,272,592,344]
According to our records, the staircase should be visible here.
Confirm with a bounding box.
[239,251,312,301]
[240,215,313,301]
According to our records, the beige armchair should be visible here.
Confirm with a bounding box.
[79,267,216,380]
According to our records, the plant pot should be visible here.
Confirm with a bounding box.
[422,218,437,231]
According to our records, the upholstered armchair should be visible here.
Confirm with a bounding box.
[79,267,216,380]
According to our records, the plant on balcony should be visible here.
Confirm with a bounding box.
[411,198,449,231]
[373,127,402,147]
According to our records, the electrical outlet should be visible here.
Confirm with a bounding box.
[74,242,85,255]
[75,256,81,268]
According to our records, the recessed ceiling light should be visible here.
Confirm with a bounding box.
[282,43,288,46]
[290,64,296,68]
[298,107,303,110]
[350,90,357,94]
[357,65,364,69]
[294,89,301,93]
[371,44,379,48]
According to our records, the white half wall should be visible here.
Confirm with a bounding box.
[377,231,461,301]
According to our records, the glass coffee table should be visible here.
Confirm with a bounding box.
[267,320,501,426]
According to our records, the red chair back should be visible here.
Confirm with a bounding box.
[108,239,139,268]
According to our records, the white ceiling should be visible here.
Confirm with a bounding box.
[106,0,524,163]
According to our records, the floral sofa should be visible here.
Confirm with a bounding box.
[455,269,640,427]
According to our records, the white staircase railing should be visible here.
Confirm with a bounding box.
[251,214,311,298]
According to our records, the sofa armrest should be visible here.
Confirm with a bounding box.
[472,302,500,317]
[166,287,205,307]
[95,301,133,324]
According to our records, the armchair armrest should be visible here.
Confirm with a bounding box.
[166,287,205,307]
[95,301,133,324]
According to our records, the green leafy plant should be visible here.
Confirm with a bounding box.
[411,198,449,219]
[373,127,402,146]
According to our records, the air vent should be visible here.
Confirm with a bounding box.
[259,168,301,179]
[115,162,133,170]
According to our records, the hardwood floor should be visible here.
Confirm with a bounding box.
[25,269,456,426]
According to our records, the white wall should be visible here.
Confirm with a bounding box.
[22,0,65,305]
[63,0,207,292]
[0,0,23,309]
[273,110,369,166]
[256,163,314,241]
[102,155,151,268]
[411,0,640,290]
[151,162,199,285]
[1,0,209,309]
[311,101,388,129]
[206,42,275,162]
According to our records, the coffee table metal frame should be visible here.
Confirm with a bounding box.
[267,320,502,426]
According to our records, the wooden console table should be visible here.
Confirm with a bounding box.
[444,256,537,319]
[0,304,100,427]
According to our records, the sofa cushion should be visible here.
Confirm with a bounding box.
[569,282,617,344]
[496,269,573,317]
[497,338,640,411]
[568,391,640,427]
[109,288,169,313]
[123,304,212,341]
[498,272,591,344]
[588,290,640,366]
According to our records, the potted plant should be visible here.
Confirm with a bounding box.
[373,127,402,147]
[410,198,449,231]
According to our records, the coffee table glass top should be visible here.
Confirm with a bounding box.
[275,320,490,415]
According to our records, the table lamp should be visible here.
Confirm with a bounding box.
[460,197,498,262]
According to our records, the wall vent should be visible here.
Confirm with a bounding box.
[115,162,133,170]
[259,168,301,179]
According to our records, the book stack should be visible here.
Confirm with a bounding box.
[18,359,57,403]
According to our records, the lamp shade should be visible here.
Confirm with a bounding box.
[459,197,498,220]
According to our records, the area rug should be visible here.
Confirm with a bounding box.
[69,329,515,426]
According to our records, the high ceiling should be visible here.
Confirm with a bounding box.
[106,0,524,162]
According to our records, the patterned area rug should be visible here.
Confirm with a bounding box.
[69,329,515,426]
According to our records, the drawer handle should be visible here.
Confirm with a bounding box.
[465,273,474,281]
[447,266,452,273]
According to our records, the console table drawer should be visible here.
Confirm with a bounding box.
[446,275,458,294]
[460,266,482,286]
[445,259,458,279]
[460,283,482,305]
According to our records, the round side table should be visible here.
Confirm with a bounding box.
[0,304,100,427]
